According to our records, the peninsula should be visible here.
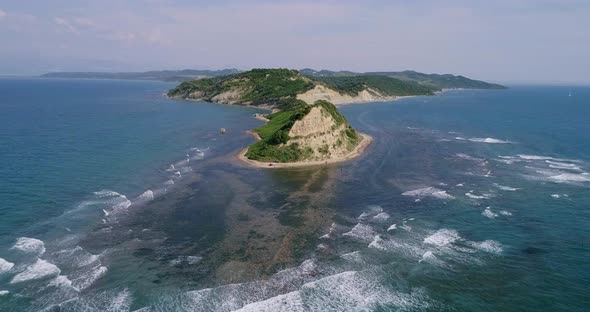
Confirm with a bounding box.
[167,68,504,167]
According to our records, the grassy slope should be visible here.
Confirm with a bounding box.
[245,100,312,162]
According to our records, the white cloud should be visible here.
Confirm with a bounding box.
[73,17,95,27]
[54,17,79,34]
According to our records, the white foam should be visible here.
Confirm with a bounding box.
[482,207,498,219]
[164,179,175,186]
[234,290,303,312]
[357,205,383,220]
[517,154,575,162]
[48,275,75,290]
[368,235,386,251]
[470,240,503,254]
[424,229,461,247]
[418,251,447,267]
[94,190,123,197]
[343,224,377,242]
[402,187,454,200]
[455,153,484,161]
[499,210,512,216]
[53,246,100,268]
[387,224,397,232]
[551,194,561,198]
[340,251,364,263]
[0,257,15,274]
[10,259,61,284]
[109,288,132,312]
[467,137,513,144]
[235,271,432,312]
[548,173,590,183]
[465,192,491,199]
[0,290,9,296]
[170,256,203,266]
[320,223,338,239]
[419,251,434,263]
[11,237,46,256]
[546,160,582,171]
[401,221,412,232]
[138,190,154,201]
[91,190,131,212]
[493,183,520,191]
[72,265,108,290]
[372,212,390,222]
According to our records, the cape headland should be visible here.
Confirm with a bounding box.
[167,68,504,167]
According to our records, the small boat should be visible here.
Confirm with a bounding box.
[220,128,226,134]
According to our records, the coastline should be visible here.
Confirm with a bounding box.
[333,95,416,106]
[237,133,373,169]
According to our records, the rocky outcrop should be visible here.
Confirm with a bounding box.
[286,105,360,161]
[296,85,396,105]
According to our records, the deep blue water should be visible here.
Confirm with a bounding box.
[0,79,588,311]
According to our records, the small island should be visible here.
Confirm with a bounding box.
[167,68,504,167]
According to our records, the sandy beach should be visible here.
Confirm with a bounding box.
[237,133,373,169]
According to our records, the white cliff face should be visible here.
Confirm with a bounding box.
[296,85,396,105]
[186,89,246,105]
[211,89,245,104]
[287,106,359,161]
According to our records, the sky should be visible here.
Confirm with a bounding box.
[0,0,589,84]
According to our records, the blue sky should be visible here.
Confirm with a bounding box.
[0,0,588,83]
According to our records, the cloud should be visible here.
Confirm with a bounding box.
[73,17,96,27]
[1,1,589,82]
[54,17,79,34]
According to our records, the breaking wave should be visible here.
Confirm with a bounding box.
[402,187,454,200]
[10,259,61,284]
[11,237,46,257]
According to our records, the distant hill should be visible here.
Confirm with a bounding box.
[299,68,506,89]
[167,68,434,108]
[40,69,241,82]
[41,68,504,89]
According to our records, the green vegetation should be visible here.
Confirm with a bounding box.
[314,100,346,126]
[371,70,507,90]
[245,100,359,163]
[312,75,436,96]
[167,68,452,108]
[166,67,508,164]
[168,68,313,107]
[300,69,506,90]
[253,101,310,140]
[245,100,312,162]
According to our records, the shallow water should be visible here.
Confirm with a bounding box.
[0,80,588,311]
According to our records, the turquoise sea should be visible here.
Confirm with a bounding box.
[0,78,588,311]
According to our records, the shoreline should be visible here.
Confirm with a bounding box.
[237,133,373,169]
[333,95,416,106]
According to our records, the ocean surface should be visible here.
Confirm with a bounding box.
[0,78,588,311]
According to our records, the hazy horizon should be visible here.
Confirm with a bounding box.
[1,0,589,84]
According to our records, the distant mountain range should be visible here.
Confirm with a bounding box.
[41,68,505,89]
[40,69,241,82]
[299,68,506,90]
